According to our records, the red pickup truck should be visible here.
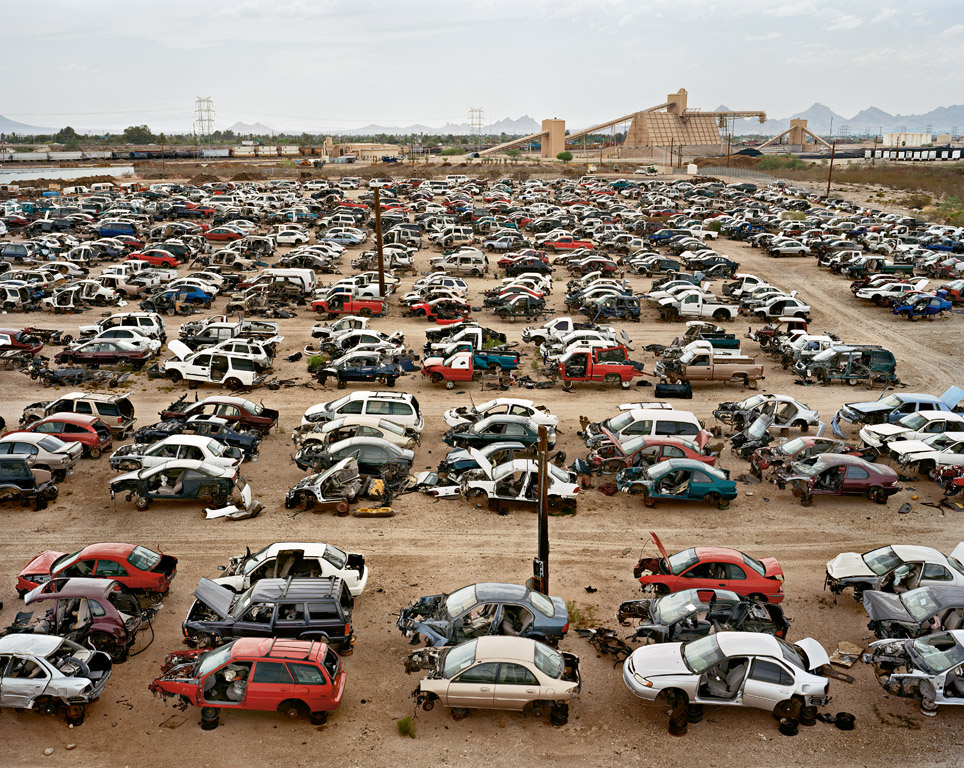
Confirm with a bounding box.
[543,236,593,252]
[126,249,180,268]
[422,351,479,389]
[149,638,346,726]
[558,345,645,390]
[312,296,387,318]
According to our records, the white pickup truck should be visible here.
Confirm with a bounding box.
[657,290,739,322]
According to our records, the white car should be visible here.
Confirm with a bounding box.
[825,543,964,599]
[275,230,310,245]
[462,452,579,512]
[890,431,964,476]
[860,411,964,450]
[717,393,819,432]
[292,415,418,450]
[865,630,964,714]
[82,328,161,354]
[623,631,830,715]
[163,341,263,388]
[212,540,368,597]
[109,434,243,472]
[443,398,558,430]
[208,339,275,371]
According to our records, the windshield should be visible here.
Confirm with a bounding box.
[606,412,635,433]
[230,584,257,618]
[779,437,807,456]
[621,435,646,455]
[911,634,964,674]
[529,590,555,617]
[323,544,347,570]
[445,585,478,618]
[534,642,563,678]
[378,420,405,436]
[682,635,726,673]
[667,548,699,575]
[128,545,160,571]
[862,546,904,575]
[442,639,477,678]
[901,588,941,621]
[197,643,235,678]
[899,413,928,430]
[743,553,767,576]
[207,440,227,456]
[922,433,957,449]
[655,591,700,624]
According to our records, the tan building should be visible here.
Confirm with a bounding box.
[883,132,932,148]
[331,142,397,160]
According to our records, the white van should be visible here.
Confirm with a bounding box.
[445,174,469,186]
[251,268,316,294]
[164,341,264,388]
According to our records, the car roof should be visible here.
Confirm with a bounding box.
[156,434,216,447]
[472,635,539,662]
[891,544,946,562]
[0,633,64,656]
[41,412,102,426]
[32,577,117,599]
[714,631,786,658]
[231,637,328,661]
[474,582,531,603]
[249,577,344,601]
[59,391,128,403]
[75,542,137,559]
[196,396,256,408]
[693,546,745,562]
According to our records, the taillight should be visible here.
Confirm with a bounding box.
[573,487,579,494]
[344,623,350,636]
[561,622,569,634]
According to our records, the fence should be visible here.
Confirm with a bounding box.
[696,166,781,183]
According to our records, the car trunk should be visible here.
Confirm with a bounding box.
[154,554,178,580]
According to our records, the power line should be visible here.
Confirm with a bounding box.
[468,107,484,153]
[194,97,216,136]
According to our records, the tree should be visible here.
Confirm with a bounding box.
[55,126,80,144]
[505,148,522,164]
[556,150,573,164]
[123,125,156,144]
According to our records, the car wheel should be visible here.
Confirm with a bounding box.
[748,593,767,603]
[549,703,569,726]
[640,489,655,508]
[279,700,306,720]
[134,495,149,510]
[309,710,329,725]
[871,487,889,504]
[225,377,243,391]
[421,696,436,712]
[200,707,219,730]
[793,420,810,433]
[88,447,102,459]
[444,380,455,390]
[450,707,469,721]
[64,703,86,727]
[168,370,183,384]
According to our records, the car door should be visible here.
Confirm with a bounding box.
[232,603,276,639]
[493,662,540,710]
[246,660,294,711]
[274,602,308,638]
[688,470,717,500]
[2,656,51,708]
[446,662,499,708]
[842,465,870,494]
[741,657,795,710]
[678,561,729,592]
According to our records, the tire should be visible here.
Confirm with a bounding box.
[713,309,728,321]
[135,496,149,510]
[793,420,810,433]
[279,699,306,720]
[562,380,573,391]
[444,380,455,390]
[431,373,443,384]
[871,487,889,504]
[360,309,372,318]
[421,697,436,712]
[309,710,329,725]
[225,377,243,391]
[749,593,767,603]
[450,707,469,721]
[620,379,631,390]
[168,370,183,384]
[200,707,219,730]
[88,447,102,459]
[641,489,655,508]
[64,704,86,727]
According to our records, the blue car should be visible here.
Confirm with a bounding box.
[140,286,212,312]
[893,294,952,320]
[833,385,964,435]
[616,458,737,509]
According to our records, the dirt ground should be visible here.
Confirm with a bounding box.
[3,179,964,767]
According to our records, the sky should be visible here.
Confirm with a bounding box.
[1,0,961,133]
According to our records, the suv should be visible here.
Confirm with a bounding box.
[0,455,58,509]
[79,312,166,343]
[302,391,424,431]
[184,577,355,654]
[429,251,487,276]
[20,392,136,439]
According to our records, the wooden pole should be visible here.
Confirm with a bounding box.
[533,425,550,594]
[373,185,386,297]
[826,140,837,197]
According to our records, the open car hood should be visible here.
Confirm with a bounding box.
[193,577,235,618]
[167,339,193,360]
[826,552,874,579]
[862,590,913,623]
[794,637,830,671]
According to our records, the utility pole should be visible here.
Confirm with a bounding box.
[160,134,165,177]
[826,140,837,197]
[669,138,674,170]
[530,425,550,595]
[872,135,878,166]
[372,184,386,298]
[726,132,732,168]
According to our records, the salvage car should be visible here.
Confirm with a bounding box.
[859,411,964,453]
[109,460,256,513]
[825,543,964,600]
[0,633,112,725]
[778,454,899,505]
[749,436,867,478]
[623,631,830,717]
[213,539,368,597]
[294,436,413,477]
[864,630,964,714]
[17,413,113,458]
[398,582,569,647]
[578,433,715,475]
[183,577,354,653]
[616,459,737,509]
[54,339,153,369]
[616,588,789,643]
[0,432,80,482]
[109,434,243,472]
[133,416,262,458]
[17,543,177,597]
[0,454,58,509]
[443,415,555,450]
[462,456,579,512]
[442,398,558,430]
[407,636,580,724]
[293,416,418,450]
[713,393,819,432]
[863,586,964,639]
[149,637,345,725]
[634,532,785,603]
[160,395,278,434]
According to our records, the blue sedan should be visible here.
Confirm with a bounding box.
[616,459,737,509]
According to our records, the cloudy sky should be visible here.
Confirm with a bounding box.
[1,0,961,132]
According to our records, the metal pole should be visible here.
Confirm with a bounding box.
[160,135,165,176]
[534,424,550,595]
[373,185,386,298]
[726,132,731,168]
[826,140,837,197]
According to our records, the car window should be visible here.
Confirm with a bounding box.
[288,662,328,685]
[923,564,953,582]
[692,471,713,483]
[307,602,338,621]
[96,560,129,577]
[455,662,499,684]
[339,401,364,415]
[528,591,554,617]
[88,599,106,617]
[252,661,293,684]
[8,658,46,679]
[724,563,747,580]
[277,603,306,622]
[74,401,93,414]
[498,663,538,685]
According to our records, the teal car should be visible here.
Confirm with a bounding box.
[616,459,737,510]
[447,342,520,371]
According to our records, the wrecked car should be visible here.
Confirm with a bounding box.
[461,454,579,513]
[159,395,279,434]
[749,436,869,478]
[443,415,554,450]
[133,416,262,458]
[864,630,964,714]
[183,577,355,653]
[0,455,58,510]
[623,632,831,717]
[825,543,964,601]
[292,416,419,450]
[442,398,558,430]
[149,637,345,726]
[713,393,819,432]
[616,459,736,510]
[778,454,899,506]
[863,586,964,639]
[294,436,413,478]
[407,636,580,724]
[616,588,789,644]
[109,460,258,516]
[109,434,243,472]
[285,456,363,513]
[0,633,112,725]
[397,582,568,647]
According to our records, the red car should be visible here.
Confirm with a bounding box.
[127,249,180,268]
[0,327,44,355]
[543,236,593,252]
[159,395,279,434]
[204,227,244,242]
[14,413,113,457]
[586,433,716,474]
[404,298,471,323]
[149,638,346,725]
[311,296,386,318]
[17,542,177,597]
[634,532,785,603]
[750,436,867,477]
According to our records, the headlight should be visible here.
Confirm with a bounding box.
[633,673,653,687]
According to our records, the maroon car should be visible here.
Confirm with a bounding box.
[777,453,900,506]
[54,340,152,368]
[584,431,716,474]
[0,327,44,355]
[17,577,149,661]
[750,436,868,477]
[159,395,278,434]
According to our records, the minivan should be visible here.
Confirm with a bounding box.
[302,391,424,432]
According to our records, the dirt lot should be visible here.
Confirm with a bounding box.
[3,186,963,767]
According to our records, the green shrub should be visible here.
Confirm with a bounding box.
[307,354,327,372]
[396,716,417,738]
[565,600,597,629]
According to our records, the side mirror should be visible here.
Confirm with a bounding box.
[217,565,226,571]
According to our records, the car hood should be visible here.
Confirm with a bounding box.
[862,590,914,623]
[193,577,235,619]
[827,552,874,579]
[866,423,908,439]
[20,549,66,577]
[627,642,688,676]
[794,638,830,670]
[888,439,932,458]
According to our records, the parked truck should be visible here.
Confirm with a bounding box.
[557,345,646,390]
[655,342,764,387]
[656,290,739,322]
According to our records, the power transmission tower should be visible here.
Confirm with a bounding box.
[468,107,485,153]
[194,97,216,138]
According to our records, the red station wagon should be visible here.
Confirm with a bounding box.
[17,542,177,597]
[634,532,786,604]
[13,413,113,457]
[150,637,346,726]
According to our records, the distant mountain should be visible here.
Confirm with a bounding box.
[317,115,541,138]
[737,102,964,137]
[226,121,277,135]
[0,114,55,134]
